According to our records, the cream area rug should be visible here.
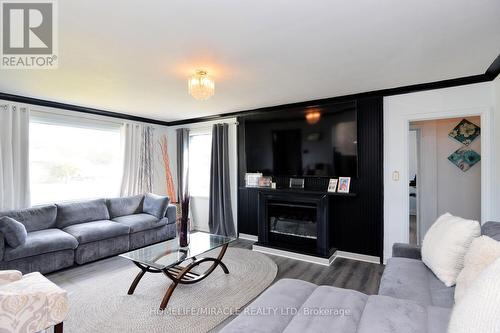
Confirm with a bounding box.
[62,248,277,333]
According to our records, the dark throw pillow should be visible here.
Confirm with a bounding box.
[143,193,170,219]
[0,216,28,248]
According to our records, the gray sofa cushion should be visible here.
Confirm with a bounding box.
[107,195,144,218]
[112,213,166,233]
[0,204,57,232]
[0,216,28,248]
[63,220,130,244]
[166,204,177,225]
[379,257,455,308]
[482,221,500,241]
[283,286,368,333]
[356,295,451,333]
[392,242,422,260]
[56,199,110,228]
[221,278,317,333]
[221,279,452,333]
[3,229,78,261]
[0,249,74,275]
[143,193,170,219]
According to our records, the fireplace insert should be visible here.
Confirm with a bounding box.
[268,201,317,239]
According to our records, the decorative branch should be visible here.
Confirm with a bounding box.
[159,135,177,203]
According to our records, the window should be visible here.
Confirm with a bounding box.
[29,114,123,205]
[188,133,212,197]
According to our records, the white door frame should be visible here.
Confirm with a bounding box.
[398,107,492,245]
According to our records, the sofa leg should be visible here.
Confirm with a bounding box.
[54,322,63,333]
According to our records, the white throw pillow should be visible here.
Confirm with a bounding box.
[455,236,500,302]
[421,213,480,287]
[448,257,500,333]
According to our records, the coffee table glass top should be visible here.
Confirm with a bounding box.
[120,232,236,270]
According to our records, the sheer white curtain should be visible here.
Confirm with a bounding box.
[120,123,154,196]
[0,102,30,210]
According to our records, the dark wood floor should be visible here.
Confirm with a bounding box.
[230,238,384,295]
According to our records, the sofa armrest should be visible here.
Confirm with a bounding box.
[482,221,500,241]
[0,234,4,261]
[165,204,177,225]
[392,243,422,260]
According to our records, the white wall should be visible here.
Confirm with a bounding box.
[411,117,481,241]
[383,82,496,262]
[167,119,238,233]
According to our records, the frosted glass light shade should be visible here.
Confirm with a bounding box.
[188,70,215,100]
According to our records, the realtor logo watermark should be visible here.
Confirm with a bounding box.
[1,0,57,69]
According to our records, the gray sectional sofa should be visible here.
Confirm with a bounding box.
[221,222,500,333]
[0,194,176,274]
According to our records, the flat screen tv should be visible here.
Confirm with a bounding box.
[245,101,358,177]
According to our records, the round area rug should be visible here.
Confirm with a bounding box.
[63,248,277,333]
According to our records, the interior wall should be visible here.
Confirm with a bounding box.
[383,81,495,262]
[411,117,481,241]
[166,119,238,233]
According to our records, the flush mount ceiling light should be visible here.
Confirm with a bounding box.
[188,70,215,101]
[305,109,321,124]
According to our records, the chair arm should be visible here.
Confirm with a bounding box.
[0,272,69,332]
[165,204,177,225]
[0,270,22,286]
[392,243,422,260]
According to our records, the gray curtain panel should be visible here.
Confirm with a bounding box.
[208,124,236,237]
[176,128,190,199]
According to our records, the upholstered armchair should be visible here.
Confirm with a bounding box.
[0,270,68,333]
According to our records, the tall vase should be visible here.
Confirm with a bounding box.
[177,217,190,248]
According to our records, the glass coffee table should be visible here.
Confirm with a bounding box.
[120,232,236,310]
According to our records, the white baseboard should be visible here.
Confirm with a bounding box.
[252,244,336,266]
[238,233,258,242]
[334,251,380,264]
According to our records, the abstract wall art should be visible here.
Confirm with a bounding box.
[448,147,481,172]
[448,119,480,146]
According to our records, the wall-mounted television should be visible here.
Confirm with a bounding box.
[245,101,358,178]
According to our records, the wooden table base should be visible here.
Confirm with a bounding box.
[127,243,230,310]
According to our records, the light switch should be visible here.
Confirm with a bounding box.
[392,171,400,181]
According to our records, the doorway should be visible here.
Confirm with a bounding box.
[408,129,419,245]
[408,116,481,244]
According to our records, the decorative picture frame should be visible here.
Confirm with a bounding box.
[448,119,480,146]
[258,176,273,188]
[245,173,262,187]
[327,178,338,193]
[447,147,481,172]
[289,178,305,189]
[337,177,351,193]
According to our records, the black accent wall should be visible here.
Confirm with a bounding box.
[238,97,383,258]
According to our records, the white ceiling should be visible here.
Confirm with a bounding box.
[1,0,499,122]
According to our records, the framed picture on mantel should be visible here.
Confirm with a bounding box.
[337,177,351,193]
[245,173,262,187]
[327,179,338,193]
